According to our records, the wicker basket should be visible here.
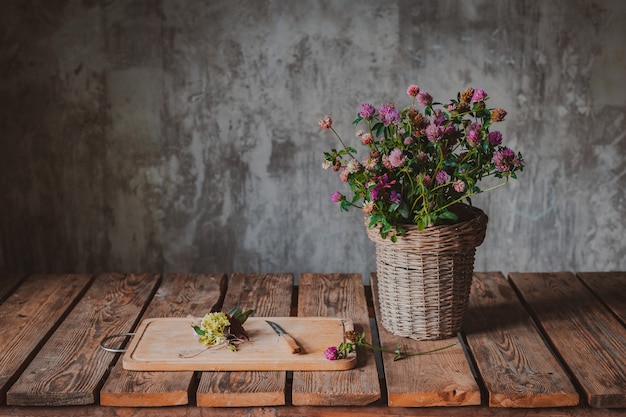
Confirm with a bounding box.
[366,204,488,340]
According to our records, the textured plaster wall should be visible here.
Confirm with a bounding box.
[1,0,625,279]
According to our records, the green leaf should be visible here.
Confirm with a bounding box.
[438,210,459,222]
[398,202,410,219]
[353,114,363,125]
[192,325,205,336]
[228,306,255,324]
[416,217,428,231]
[373,122,385,137]
[443,159,458,169]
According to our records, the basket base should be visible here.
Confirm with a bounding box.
[375,253,475,341]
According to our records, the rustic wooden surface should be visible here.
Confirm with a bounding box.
[509,272,626,408]
[464,272,579,407]
[0,274,26,302]
[122,316,357,371]
[6,273,160,406]
[195,273,294,407]
[0,271,624,416]
[99,273,226,407]
[0,405,625,417]
[0,274,92,404]
[292,273,381,406]
[577,272,626,325]
[371,273,480,407]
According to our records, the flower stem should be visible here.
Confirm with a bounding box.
[433,176,509,215]
[357,339,457,361]
[331,127,358,161]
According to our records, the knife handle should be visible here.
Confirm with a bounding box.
[280,334,301,354]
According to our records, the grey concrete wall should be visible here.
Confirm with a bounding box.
[1,0,625,279]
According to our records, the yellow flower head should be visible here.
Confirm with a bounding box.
[198,312,231,346]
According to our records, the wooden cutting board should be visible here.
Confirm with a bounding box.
[122,317,357,371]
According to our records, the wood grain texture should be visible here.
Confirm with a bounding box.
[509,272,626,408]
[371,273,480,407]
[122,317,356,371]
[195,273,293,407]
[99,273,226,407]
[6,273,159,406]
[1,404,625,417]
[577,272,626,326]
[291,273,381,406]
[0,274,26,302]
[464,272,578,407]
[0,274,92,404]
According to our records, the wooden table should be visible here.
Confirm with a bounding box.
[0,271,624,416]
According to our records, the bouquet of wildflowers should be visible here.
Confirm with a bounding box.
[191,306,254,352]
[320,85,524,241]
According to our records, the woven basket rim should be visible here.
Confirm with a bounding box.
[365,204,488,252]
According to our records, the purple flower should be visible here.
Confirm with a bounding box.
[435,170,450,185]
[433,110,446,126]
[417,91,433,106]
[467,129,480,147]
[426,124,444,142]
[370,174,396,200]
[488,131,503,146]
[466,123,482,147]
[324,346,339,360]
[366,182,379,200]
[471,88,487,102]
[445,123,459,138]
[378,174,396,188]
[381,107,400,126]
[388,149,406,168]
[492,148,520,172]
[389,190,401,204]
[330,191,343,203]
[378,103,393,118]
[359,103,376,119]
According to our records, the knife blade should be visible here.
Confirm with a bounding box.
[265,320,301,354]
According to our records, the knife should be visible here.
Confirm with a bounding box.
[265,320,301,354]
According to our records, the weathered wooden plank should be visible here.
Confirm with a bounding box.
[577,272,626,326]
[509,272,626,408]
[0,274,26,302]
[371,272,480,407]
[2,404,626,417]
[195,273,293,407]
[0,274,93,404]
[291,273,381,406]
[0,404,625,417]
[6,273,159,406]
[464,272,578,407]
[99,273,226,407]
